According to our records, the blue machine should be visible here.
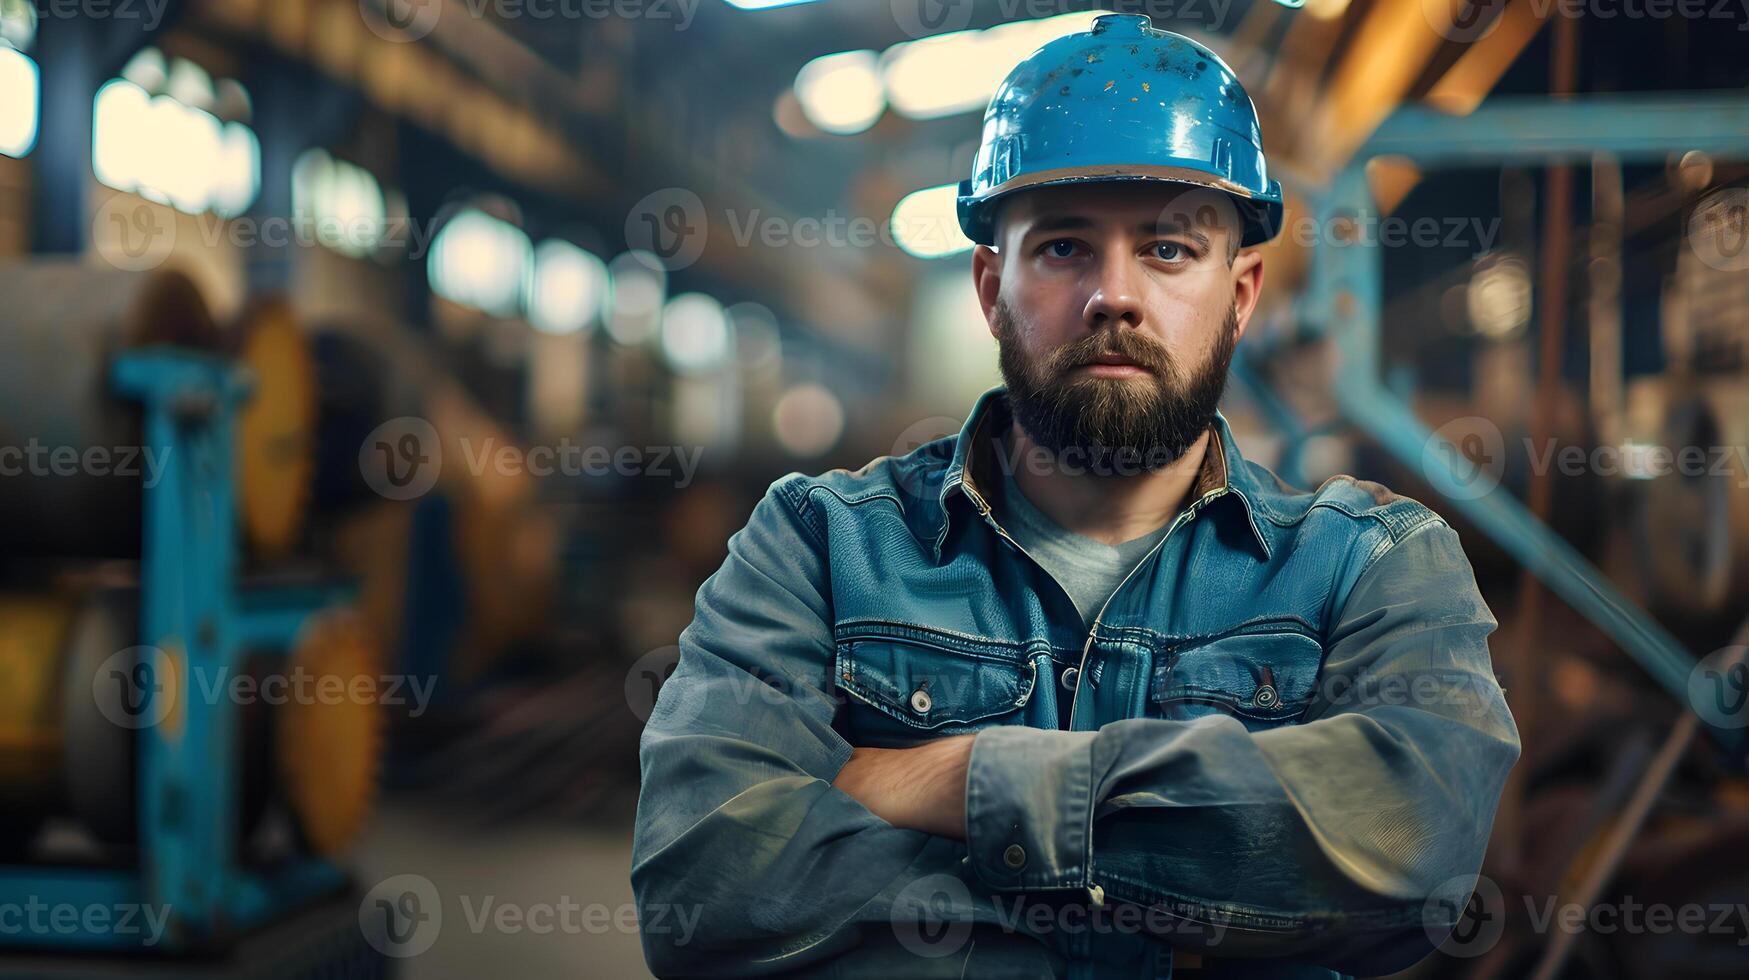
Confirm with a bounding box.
[0,350,349,953]
[1264,93,1749,749]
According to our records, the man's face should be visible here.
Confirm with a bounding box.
[972,182,1265,476]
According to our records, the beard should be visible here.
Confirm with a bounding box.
[993,299,1238,477]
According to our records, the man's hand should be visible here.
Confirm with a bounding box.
[831,734,975,840]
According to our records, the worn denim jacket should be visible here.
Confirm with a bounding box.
[633,386,1520,979]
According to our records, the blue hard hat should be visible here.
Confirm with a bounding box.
[957,14,1284,249]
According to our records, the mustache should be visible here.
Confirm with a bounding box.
[1047,330,1175,377]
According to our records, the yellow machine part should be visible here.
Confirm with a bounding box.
[0,594,75,805]
[275,608,384,856]
[235,298,316,559]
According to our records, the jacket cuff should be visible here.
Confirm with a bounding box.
[964,727,1099,891]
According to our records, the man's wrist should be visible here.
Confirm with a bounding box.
[831,734,975,840]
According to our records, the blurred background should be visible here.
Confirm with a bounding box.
[0,0,1747,977]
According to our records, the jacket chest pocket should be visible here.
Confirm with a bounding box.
[1151,629,1324,731]
[833,632,1035,745]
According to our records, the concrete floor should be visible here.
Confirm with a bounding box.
[353,800,655,980]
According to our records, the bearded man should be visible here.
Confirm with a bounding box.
[632,15,1518,980]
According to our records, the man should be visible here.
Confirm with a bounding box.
[633,15,1518,979]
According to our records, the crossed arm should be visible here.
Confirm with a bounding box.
[631,479,1521,977]
[831,735,974,840]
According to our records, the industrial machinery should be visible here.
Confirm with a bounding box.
[1247,93,1749,978]
[0,264,385,974]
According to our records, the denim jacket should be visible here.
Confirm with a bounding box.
[633,387,1520,979]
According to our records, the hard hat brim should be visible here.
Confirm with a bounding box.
[958,167,1284,250]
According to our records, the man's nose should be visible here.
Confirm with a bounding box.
[1082,253,1143,330]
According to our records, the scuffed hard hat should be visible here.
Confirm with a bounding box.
[957,14,1285,249]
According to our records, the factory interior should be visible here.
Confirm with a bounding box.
[1,0,1748,977]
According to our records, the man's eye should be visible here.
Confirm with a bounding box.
[1153,242,1188,262]
[1044,240,1078,259]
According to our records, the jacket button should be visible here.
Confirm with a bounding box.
[1254,684,1279,709]
[1002,844,1027,870]
[909,688,932,714]
[1060,666,1079,691]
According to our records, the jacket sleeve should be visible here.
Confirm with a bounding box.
[630,476,944,977]
[960,517,1522,976]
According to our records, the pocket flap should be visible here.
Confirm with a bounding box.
[1152,629,1323,722]
[836,637,1034,730]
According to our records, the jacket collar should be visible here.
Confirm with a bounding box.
[932,386,1272,561]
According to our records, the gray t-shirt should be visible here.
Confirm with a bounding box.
[993,454,1175,629]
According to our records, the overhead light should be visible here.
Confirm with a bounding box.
[793,50,885,135]
[660,292,733,374]
[92,75,260,216]
[772,382,844,457]
[0,43,37,158]
[605,250,667,346]
[881,12,1097,120]
[427,209,533,319]
[891,183,973,259]
[529,240,608,335]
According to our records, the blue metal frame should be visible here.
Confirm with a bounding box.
[0,350,347,952]
[1290,94,1749,750]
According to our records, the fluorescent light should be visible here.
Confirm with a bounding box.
[529,240,608,335]
[793,50,885,135]
[882,12,1097,120]
[891,183,973,259]
[0,44,37,158]
[660,292,733,374]
[428,209,533,319]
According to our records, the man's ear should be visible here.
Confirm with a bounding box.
[971,243,1004,340]
[1230,248,1264,343]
